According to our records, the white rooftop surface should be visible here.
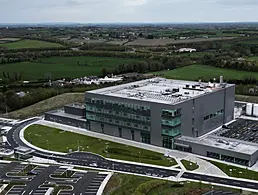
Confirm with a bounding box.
[178,135,258,155]
[89,78,229,105]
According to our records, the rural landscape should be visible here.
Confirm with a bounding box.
[1,22,258,195]
[0,24,258,116]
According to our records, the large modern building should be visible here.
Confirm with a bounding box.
[45,77,258,166]
[85,77,235,149]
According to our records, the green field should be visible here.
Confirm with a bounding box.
[153,64,258,81]
[0,56,140,80]
[0,39,64,49]
[24,125,177,167]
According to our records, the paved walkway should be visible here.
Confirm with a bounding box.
[183,154,228,177]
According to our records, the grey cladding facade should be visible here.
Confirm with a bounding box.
[85,79,235,150]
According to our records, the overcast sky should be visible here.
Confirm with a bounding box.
[0,0,257,23]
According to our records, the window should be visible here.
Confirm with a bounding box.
[101,123,104,133]
[141,133,150,144]
[118,128,122,137]
[131,130,135,140]
[162,137,173,149]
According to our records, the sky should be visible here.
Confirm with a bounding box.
[0,0,257,23]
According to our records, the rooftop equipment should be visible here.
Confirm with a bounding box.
[246,103,253,116]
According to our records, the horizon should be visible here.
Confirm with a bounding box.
[1,0,258,23]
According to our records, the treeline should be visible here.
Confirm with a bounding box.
[0,49,190,66]
[0,47,69,53]
[201,54,258,72]
[0,88,59,112]
[103,57,193,75]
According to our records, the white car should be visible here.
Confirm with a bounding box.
[89,163,98,167]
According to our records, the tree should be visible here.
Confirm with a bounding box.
[101,68,108,76]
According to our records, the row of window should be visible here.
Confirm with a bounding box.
[86,105,150,123]
[86,113,150,131]
[162,127,181,137]
[161,109,181,118]
[161,117,181,127]
[204,109,224,121]
[207,151,249,166]
[86,98,150,111]
[101,124,150,144]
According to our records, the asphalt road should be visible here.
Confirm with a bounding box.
[22,166,58,195]
[5,118,258,191]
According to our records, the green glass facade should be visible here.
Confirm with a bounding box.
[85,98,151,131]
[161,109,181,149]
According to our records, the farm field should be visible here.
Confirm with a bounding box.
[67,38,106,44]
[0,39,64,49]
[0,56,140,80]
[153,64,258,81]
[106,40,128,45]
[0,38,21,41]
[125,37,235,46]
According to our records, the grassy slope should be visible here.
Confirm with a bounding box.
[24,125,177,167]
[1,93,85,119]
[209,160,258,181]
[0,56,140,80]
[0,39,64,49]
[236,95,258,103]
[103,173,242,195]
[153,64,258,80]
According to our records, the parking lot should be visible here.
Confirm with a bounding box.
[0,161,111,195]
[85,173,108,195]
[6,185,26,195]
[215,119,258,143]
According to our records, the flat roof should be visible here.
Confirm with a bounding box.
[15,146,34,154]
[66,102,85,109]
[178,135,258,155]
[47,110,86,121]
[88,78,232,105]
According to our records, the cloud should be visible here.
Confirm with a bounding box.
[0,0,257,23]
[65,0,82,6]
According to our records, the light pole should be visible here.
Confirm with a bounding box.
[138,151,141,163]
[46,140,49,163]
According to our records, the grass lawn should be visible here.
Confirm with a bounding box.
[153,64,258,81]
[0,56,140,80]
[0,39,64,49]
[1,93,85,119]
[103,173,242,195]
[236,95,258,104]
[24,125,177,167]
[208,160,258,181]
[247,56,258,61]
[181,160,199,171]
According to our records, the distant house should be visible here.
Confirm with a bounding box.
[16,91,26,97]
[177,48,197,53]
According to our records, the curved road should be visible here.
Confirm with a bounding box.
[6,118,258,191]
